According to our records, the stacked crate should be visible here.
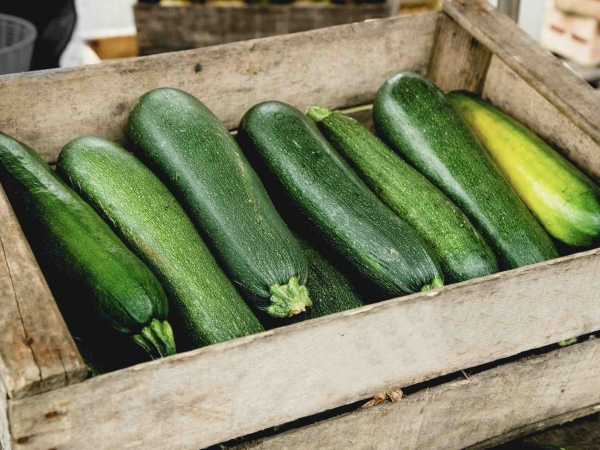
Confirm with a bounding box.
[541,0,600,67]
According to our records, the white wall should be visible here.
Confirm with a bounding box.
[488,0,550,40]
[75,0,137,39]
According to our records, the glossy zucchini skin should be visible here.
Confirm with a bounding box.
[308,106,498,283]
[238,101,444,297]
[449,91,600,248]
[58,137,264,347]
[0,132,175,359]
[374,73,558,269]
[127,88,310,318]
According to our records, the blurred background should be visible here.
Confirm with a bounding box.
[0,0,598,89]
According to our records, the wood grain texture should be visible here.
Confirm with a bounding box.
[134,2,399,56]
[467,403,600,450]
[236,338,600,450]
[0,186,87,400]
[483,56,600,184]
[8,248,600,450]
[0,382,10,450]
[443,0,600,146]
[0,12,437,164]
[428,13,491,92]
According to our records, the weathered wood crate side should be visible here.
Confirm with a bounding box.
[0,12,437,405]
[442,0,600,151]
[134,0,401,56]
[0,12,436,164]
[1,1,600,449]
[0,184,87,401]
[233,337,600,450]
[8,247,600,450]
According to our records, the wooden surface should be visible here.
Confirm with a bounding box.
[0,12,437,163]
[235,338,600,450]
[135,1,400,56]
[88,35,138,60]
[483,56,600,184]
[486,409,600,450]
[556,0,600,21]
[540,7,600,68]
[0,186,87,400]
[8,247,600,449]
[0,382,10,450]
[428,13,491,92]
[443,0,600,147]
[472,406,600,450]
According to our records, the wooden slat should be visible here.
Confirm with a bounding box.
[427,13,492,92]
[443,0,600,146]
[483,56,600,184]
[134,2,399,56]
[0,382,10,450]
[0,12,438,164]
[8,248,600,450]
[236,338,600,450]
[467,404,600,450]
[0,186,87,400]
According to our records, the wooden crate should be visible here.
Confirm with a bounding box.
[556,0,600,21]
[133,0,401,55]
[1,0,600,448]
[541,7,600,67]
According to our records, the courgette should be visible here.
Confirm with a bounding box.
[58,137,264,347]
[293,235,363,321]
[308,106,498,283]
[128,88,311,318]
[373,73,558,269]
[238,101,444,297]
[448,91,600,248]
[0,132,175,358]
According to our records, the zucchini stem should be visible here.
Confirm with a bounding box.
[268,276,312,317]
[132,319,177,359]
[306,105,333,123]
[421,276,444,292]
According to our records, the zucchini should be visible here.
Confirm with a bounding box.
[293,235,363,321]
[0,132,175,359]
[128,88,311,318]
[373,73,558,269]
[58,137,264,347]
[308,106,498,283]
[448,91,600,248]
[237,101,444,297]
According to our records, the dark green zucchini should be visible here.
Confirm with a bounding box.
[292,235,363,321]
[0,132,175,359]
[237,101,444,297]
[373,73,558,269]
[308,105,498,283]
[58,137,264,347]
[128,88,311,318]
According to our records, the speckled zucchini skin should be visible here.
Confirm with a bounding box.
[293,235,363,320]
[309,106,498,283]
[374,73,558,269]
[449,91,600,248]
[238,101,444,297]
[58,137,264,347]
[0,132,174,358]
[128,88,310,317]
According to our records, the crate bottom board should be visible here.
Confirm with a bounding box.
[230,337,600,450]
[4,336,599,450]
